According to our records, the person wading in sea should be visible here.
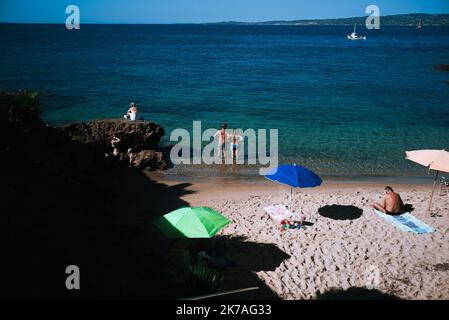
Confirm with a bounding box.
[214,123,229,162]
[230,129,243,162]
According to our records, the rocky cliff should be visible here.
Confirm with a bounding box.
[62,118,167,170]
[63,118,164,151]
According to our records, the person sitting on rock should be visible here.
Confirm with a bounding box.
[124,102,138,121]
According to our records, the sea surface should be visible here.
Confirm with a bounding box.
[1,24,449,178]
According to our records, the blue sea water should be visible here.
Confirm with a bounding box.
[1,24,449,177]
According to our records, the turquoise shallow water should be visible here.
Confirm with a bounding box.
[1,24,449,177]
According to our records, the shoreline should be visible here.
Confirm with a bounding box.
[149,167,438,188]
[145,170,438,213]
[146,175,437,209]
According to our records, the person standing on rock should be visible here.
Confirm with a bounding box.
[124,102,138,121]
[111,135,121,156]
[127,148,137,167]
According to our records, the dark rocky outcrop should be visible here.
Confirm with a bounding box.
[62,118,165,153]
[132,150,167,170]
[0,91,179,299]
[62,119,167,170]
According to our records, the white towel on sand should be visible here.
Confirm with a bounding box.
[374,210,434,234]
[265,205,303,222]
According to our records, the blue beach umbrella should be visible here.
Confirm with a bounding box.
[265,164,322,209]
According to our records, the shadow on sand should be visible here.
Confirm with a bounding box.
[103,167,195,299]
[400,203,415,214]
[318,205,363,220]
[108,171,285,299]
[115,167,194,216]
[5,158,283,299]
[1,92,279,299]
[316,287,401,300]
[209,235,291,272]
[187,235,289,300]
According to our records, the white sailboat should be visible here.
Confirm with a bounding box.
[417,19,423,29]
[347,23,366,40]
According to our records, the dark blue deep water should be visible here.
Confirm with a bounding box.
[1,24,449,176]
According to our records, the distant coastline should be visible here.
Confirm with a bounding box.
[205,13,449,27]
[1,13,449,26]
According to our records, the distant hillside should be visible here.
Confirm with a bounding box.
[208,13,449,26]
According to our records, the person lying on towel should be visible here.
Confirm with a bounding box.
[371,186,404,215]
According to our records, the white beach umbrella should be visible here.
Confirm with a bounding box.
[405,149,449,213]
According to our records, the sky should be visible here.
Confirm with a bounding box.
[0,0,448,24]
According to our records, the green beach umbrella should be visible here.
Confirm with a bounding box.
[154,207,230,238]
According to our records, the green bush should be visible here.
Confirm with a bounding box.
[0,90,41,126]
[187,262,224,295]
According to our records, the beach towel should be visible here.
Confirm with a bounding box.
[265,205,302,222]
[374,210,434,234]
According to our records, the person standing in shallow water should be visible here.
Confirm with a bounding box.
[230,129,243,162]
[372,186,404,215]
[214,123,229,161]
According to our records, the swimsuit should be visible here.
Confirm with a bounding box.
[220,131,226,149]
[231,135,236,150]
[232,135,241,151]
[385,210,401,216]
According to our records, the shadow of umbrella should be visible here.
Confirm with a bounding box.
[318,205,363,220]
[316,287,401,300]
[205,236,289,300]
[211,236,291,272]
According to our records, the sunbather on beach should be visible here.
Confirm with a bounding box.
[124,102,138,121]
[371,186,404,215]
[213,123,229,160]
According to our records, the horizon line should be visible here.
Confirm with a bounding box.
[0,12,447,25]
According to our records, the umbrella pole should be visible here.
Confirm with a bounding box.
[428,170,439,213]
[289,187,293,209]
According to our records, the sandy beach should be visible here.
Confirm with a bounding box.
[146,172,449,299]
